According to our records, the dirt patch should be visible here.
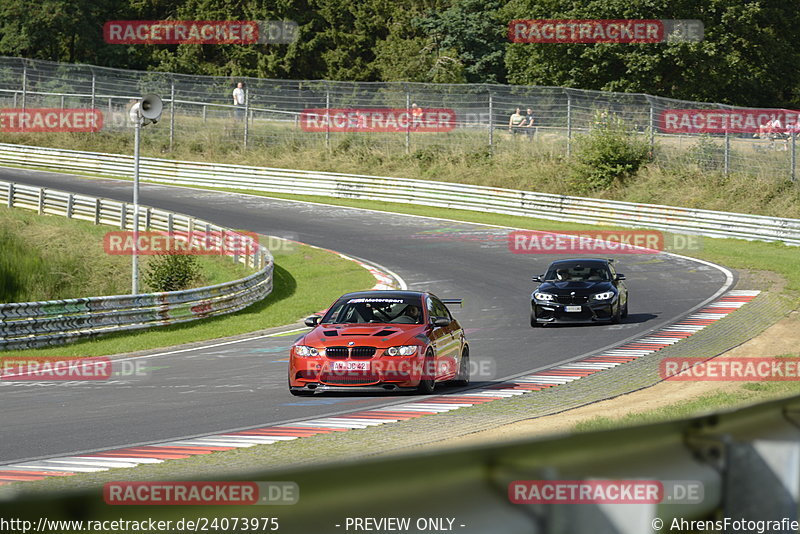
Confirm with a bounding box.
[419,307,800,451]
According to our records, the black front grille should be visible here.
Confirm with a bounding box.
[326,347,349,359]
[351,347,377,359]
[556,295,589,304]
[320,373,381,385]
[324,346,377,359]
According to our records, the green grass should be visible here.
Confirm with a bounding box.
[0,206,375,357]
[2,122,799,218]
[0,206,250,302]
[0,243,375,358]
[573,355,800,433]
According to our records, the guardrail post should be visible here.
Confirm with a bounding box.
[724,130,731,176]
[566,89,573,157]
[60,95,65,110]
[94,199,101,224]
[792,134,797,182]
[648,99,655,150]
[169,80,175,151]
[37,188,44,215]
[488,89,494,154]
[7,183,14,208]
[120,203,127,230]
[107,97,112,119]
[202,104,207,123]
[66,193,74,219]
[145,207,151,230]
[325,88,331,150]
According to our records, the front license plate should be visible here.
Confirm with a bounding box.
[565,305,582,312]
[332,361,370,371]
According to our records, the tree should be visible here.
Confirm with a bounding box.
[503,0,800,107]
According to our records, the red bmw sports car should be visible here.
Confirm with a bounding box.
[288,290,469,395]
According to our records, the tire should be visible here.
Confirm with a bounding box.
[416,350,436,394]
[621,297,629,319]
[450,347,470,387]
[530,311,543,327]
[289,388,314,397]
[611,302,622,324]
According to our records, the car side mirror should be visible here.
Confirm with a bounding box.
[304,316,321,327]
[532,275,543,282]
[615,273,626,281]
[432,317,451,327]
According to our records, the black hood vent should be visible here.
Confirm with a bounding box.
[323,330,339,337]
[373,329,397,337]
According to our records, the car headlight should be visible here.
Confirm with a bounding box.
[533,292,555,301]
[592,291,615,301]
[384,345,418,357]
[294,345,322,357]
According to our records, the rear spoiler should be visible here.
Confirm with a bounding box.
[441,299,463,307]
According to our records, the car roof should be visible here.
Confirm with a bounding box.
[548,258,611,266]
[337,290,430,300]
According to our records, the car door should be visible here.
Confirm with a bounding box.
[429,296,461,380]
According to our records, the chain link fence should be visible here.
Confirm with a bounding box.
[0,56,796,182]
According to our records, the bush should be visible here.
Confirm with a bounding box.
[143,253,201,292]
[571,113,651,191]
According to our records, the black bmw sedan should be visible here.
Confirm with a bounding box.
[530,258,628,327]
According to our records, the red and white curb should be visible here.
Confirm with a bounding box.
[0,290,759,485]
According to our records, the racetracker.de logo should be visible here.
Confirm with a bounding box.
[0,357,112,381]
[660,109,800,134]
[508,19,664,43]
[104,481,298,505]
[509,480,663,504]
[508,230,663,254]
[660,358,800,381]
[299,109,457,133]
[0,108,103,133]
[103,231,259,256]
[104,21,298,45]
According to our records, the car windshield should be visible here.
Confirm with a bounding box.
[321,296,424,324]
[544,263,611,282]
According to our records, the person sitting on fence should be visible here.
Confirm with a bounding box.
[509,107,526,135]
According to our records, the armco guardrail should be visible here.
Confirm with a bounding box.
[3,391,799,532]
[0,180,273,350]
[1,142,799,246]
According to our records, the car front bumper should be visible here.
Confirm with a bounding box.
[532,299,616,324]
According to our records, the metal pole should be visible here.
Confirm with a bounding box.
[21,63,27,113]
[60,95,65,109]
[169,81,175,151]
[566,91,572,157]
[792,134,797,182]
[405,92,411,154]
[648,102,655,150]
[488,90,493,153]
[724,131,730,176]
[132,115,141,295]
[244,87,249,148]
[202,105,207,123]
[91,73,96,113]
[325,89,330,149]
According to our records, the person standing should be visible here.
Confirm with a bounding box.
[524,107,536,139]
[232,82,245,121]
